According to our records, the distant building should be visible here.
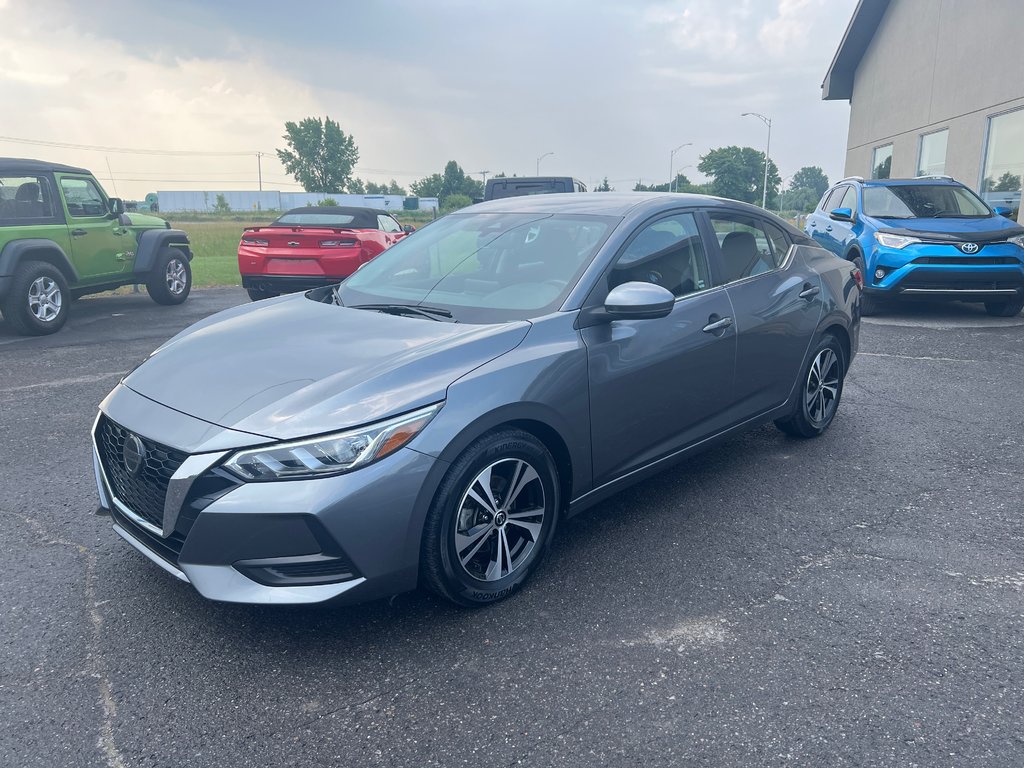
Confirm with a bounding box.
[823,0,1024,220]
[157,190,438,214]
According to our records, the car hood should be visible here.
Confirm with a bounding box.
[126,212,168,228]
[872,215,1024,242]
[123,294,530,440]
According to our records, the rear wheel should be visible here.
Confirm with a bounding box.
[246,286,277,302]
[421,429,560,607]
[0,260,69,336]
[984,297,1024,317]
[775,334,845,439]
[146,247,191,305]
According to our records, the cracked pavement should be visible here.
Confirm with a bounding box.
[1,289,1023,766]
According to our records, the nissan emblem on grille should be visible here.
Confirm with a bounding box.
[122,433,145,476]
[960,242,980,254]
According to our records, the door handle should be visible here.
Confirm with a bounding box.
[825,226,833,232]
[702,315,733,334]
[809,222,817,228]
[799,284,821,300]
[71,229,87,237]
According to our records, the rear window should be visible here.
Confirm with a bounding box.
[272,213,360,227]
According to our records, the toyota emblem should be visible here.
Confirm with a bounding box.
[122,434,145,476]
[960,242,980,254]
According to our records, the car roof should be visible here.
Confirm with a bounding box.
[0,157,92,175]
[468,191,772,218]
[276,206,389,229]
[858,177,964,187]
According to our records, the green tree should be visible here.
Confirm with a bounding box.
[790,166,829,198]
[317,197,338,207]
[634,173,692,193]
[441,193,473,213]
[387,180,407,196]
[595,177,613,192]
[213,193,231,213]
[347,178,365,194]
[276,116,359,193]
[698,146,780,206]
[364,180,386,194]
[873,155,891,180]
[411,161,482,204]
[992,172,1021,192]
[778,187,820,214]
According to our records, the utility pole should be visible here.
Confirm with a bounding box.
[257,151,263,192]
[741,112,772,208]
[536,152,554,176]
[478,170,490,187]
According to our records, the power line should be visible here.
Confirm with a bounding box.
[0,135,256,157]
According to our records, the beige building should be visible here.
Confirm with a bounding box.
[823,0,1024,221]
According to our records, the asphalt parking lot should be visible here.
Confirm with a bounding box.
[2,289,1023,767]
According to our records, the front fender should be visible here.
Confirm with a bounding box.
[133,229,192,274]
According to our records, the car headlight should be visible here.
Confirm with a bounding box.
[223,403,442,481]
[1009,234,1024,248]
[875,232,921,249]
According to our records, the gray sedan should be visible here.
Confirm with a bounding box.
[92,193,861,606]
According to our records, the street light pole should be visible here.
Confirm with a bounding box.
[741,112,772,208]
[256,151,263,192]
[478,170,490,187]
[536,152,554,176]
[669,143,692,193]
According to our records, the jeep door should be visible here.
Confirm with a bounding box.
[582,210,737,485]
[56,175,129,282]
[0,172,70,254]
[704,209,823,416]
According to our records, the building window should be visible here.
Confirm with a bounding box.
[981,108,1024,219]
[917,130,948,177]
[872,144,893,179]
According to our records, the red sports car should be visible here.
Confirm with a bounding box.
[238,206,413,301]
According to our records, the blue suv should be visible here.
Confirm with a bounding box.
[805,176,1024,316]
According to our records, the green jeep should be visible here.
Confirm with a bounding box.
[0,158,192,336]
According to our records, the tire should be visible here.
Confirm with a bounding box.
[0,260,70,336]
[146,247,191,305]
[246,287,277,302]
[421,429,560,607]
[984,297,1024,317]
[852,256,880,316]
[775,334,846,439]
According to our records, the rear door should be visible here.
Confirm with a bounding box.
[377,213,405,246]
[582,210,737,485]
[705,209,823,415]
[56,175,128,281]
[808,186,846,255]
[0,171,71,256]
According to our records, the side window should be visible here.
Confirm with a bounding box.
[0,175,54,222]
[378,214,402,233]
[761,221,792,267]
[823,186,846,213]
[709,212,785,282]
[839,186,858,213]
[610,212,710,298]
[60,177,107,217]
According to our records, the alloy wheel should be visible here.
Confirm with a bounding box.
[28,276,62,322]
[805,348,840,425]
[166,259,187,295]
[454,458,546,582]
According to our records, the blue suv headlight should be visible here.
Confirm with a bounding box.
[875,232,921,249]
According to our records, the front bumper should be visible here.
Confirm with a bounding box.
[866,242,1024,300]
[92,401,445,605]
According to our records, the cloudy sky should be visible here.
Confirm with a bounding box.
[0,0,857,199]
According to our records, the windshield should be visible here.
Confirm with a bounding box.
[272,212,357,227]
[340,212,615,323]
[862,184,992,219]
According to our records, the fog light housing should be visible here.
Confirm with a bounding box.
[874,268,886,280]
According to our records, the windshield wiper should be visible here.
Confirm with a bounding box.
[349,303,456,321]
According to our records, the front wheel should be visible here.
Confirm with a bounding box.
[852,256,880,316]
[984,297,1024,317]
[146,247,191,305]
[421,429,560,607]
[775,334,846,439]
[0,260,70,336]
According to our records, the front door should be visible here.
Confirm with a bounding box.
[705,210,823,416]
[582,210,737,486]
[57,175,129,282]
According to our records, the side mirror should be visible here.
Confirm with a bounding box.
[829,207,854,222]
[993,206,1012,217]
[109,198,125,216]
[604,281,675,320]
[403,224,415,234]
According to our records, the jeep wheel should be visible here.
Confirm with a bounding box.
[146,247,191,305]
[0,261,70,336]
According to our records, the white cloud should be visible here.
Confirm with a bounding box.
[758,0,826,57]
